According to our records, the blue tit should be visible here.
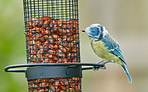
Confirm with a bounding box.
[82,24,132,84]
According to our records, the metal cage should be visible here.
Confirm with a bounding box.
[23,0,81,91]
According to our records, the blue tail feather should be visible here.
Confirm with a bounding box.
[122,64,132,84]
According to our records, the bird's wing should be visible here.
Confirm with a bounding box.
[102,35,127,65]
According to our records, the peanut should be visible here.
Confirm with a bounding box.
[25,17,80,91]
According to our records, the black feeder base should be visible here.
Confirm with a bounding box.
[5,63,104,80]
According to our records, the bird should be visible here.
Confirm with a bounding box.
[82,24,132,84]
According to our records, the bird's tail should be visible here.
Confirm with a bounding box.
[122,63,132,84]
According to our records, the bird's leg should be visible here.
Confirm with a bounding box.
[101,61,112,65]
[96,60,105,64]
[97,60,113,70]
[93,60,105,71]
[93,60,113,71]
[99,61,113,69]
[92,60,105,71]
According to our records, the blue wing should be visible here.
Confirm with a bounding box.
[101,36,127,65]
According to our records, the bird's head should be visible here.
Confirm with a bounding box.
[82,24,108,40]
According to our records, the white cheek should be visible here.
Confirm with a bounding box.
[103,29,108,35]
[85,30,89,34]
[85,27,90,34]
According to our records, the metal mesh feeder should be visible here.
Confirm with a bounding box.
[24,0,80,91]
[5,0,105,92]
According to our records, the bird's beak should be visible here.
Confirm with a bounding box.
[82,29,85,32]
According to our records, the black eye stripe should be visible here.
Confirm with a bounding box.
[98,25,103,32]
[101,26,103,32]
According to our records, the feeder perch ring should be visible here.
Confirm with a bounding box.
[5,63,105,80]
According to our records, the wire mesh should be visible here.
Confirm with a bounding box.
[23,0,81,91]
[28,77,81,92]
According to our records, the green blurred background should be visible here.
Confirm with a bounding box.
[0,0,148,92]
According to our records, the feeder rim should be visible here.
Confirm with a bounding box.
[5,62,105,73]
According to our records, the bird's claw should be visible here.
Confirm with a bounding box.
[92,65,106,71]
[93,66,100,71]
[100,65,106,69]
[94,60,112,70]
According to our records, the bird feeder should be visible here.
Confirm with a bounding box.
[24,0,80,91]
[5,0,104,92]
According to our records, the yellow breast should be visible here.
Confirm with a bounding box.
[91,40,121,64]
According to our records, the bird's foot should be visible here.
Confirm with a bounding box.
[92,64,106,71]
[94,61,112,70]
[92,66,100,71]
[92,60,105,71]
[100,61,112,69]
